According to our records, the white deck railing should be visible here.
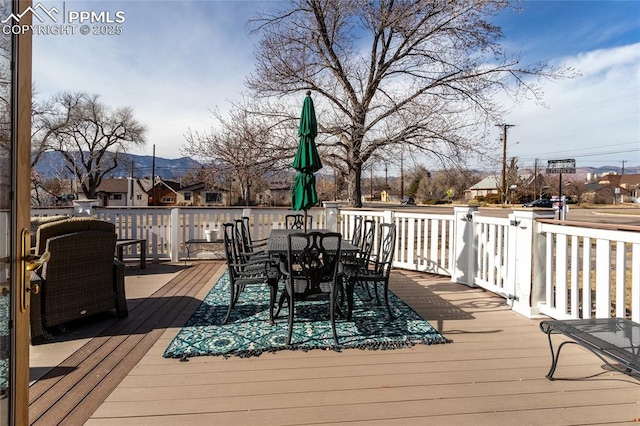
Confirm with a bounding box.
[473,214,512,299]
[536,220,640,322]
[31,204,640,322]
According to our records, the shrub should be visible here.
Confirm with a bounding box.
[484,193,502,204]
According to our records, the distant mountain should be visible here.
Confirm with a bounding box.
[34,151,203,180]
[579,165,640,175]
[547,166,640,182]
[33,151,639,183]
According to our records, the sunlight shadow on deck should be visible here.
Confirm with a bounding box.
[29,366,75,382]
[392,271,507,336]
[390,272,474,333]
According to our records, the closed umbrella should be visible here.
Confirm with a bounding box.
[291,91,322,231]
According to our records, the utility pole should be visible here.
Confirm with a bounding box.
[400,151,404,200]
[384,161,388,189]
[151,144,156,206]
[621,160,626,175]
[496,124,515,204]
[533,158,538,199]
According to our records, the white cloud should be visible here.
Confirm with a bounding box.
[503,43,640,169]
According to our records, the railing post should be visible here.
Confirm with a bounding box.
[531,209,556,315]
[383,210,394,224]
[506,210,533,316]
[170,208,180,262]
[451,206,477,286]
[323,202,340,232]
[507,209,556,317]
[242,208,252,219]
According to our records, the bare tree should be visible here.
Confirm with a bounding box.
[34,91,146,199]
[183,99,292,206]
[419,168,481,202]
[247,0,573,207]
[565,178,588,205]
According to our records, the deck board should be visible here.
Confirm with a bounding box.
[29,263,639,425]
[29,262,223,425]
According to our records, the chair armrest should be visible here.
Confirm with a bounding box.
[239,250,271,263]
[112,258,128,317]
[229,259,273,275]
[241,247,267,256]
[279,258,290,277]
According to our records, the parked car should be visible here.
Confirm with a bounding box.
[522,199,555,208]
[401,196,415,205]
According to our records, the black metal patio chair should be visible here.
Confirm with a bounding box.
[276,231,343,345]
[222,223,279,325]
[344,222,396,320]
[341,218,376,299]
[285,213,313,230]
[348,215,364,247]
[234,217,270,263]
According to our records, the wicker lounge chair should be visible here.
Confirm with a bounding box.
[30,218,128,340]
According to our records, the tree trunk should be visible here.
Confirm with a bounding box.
[347,163,363,208]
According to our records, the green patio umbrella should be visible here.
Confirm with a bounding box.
[291,91,322,230]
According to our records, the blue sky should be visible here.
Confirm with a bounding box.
[30,1,640,173]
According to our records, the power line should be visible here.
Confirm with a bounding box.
[516,141,640,163]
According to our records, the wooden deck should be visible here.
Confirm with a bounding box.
[30,262,639,425]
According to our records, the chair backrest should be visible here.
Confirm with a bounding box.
[360,219,376,260]
[233,218,253,256]
[222,222,240,278]
[241,216,256,245]
[350,216,364,247]
[34,217,115,255]
[374,223,396,277]
[286,232,341,298]
[39,229,118,327]
[285,214,312,230]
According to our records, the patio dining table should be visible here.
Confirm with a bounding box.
[266,229,361,320]
[266,229,359,256]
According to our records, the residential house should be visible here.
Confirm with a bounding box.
[95,177,149,207]
[256,181,291,206]
[178,182,204,206]
[380,190,401,203]
[590,173,640,203]
[361,190,381,203]
[178,182,228,206]
[618,174,640,201]
[148,179,182,206]
[464,175,500,201]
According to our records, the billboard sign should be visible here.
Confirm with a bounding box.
[546,158,576,174]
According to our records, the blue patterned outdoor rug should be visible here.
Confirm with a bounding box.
[163,272,450,359]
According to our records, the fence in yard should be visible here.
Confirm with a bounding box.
[32,203,640,322]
